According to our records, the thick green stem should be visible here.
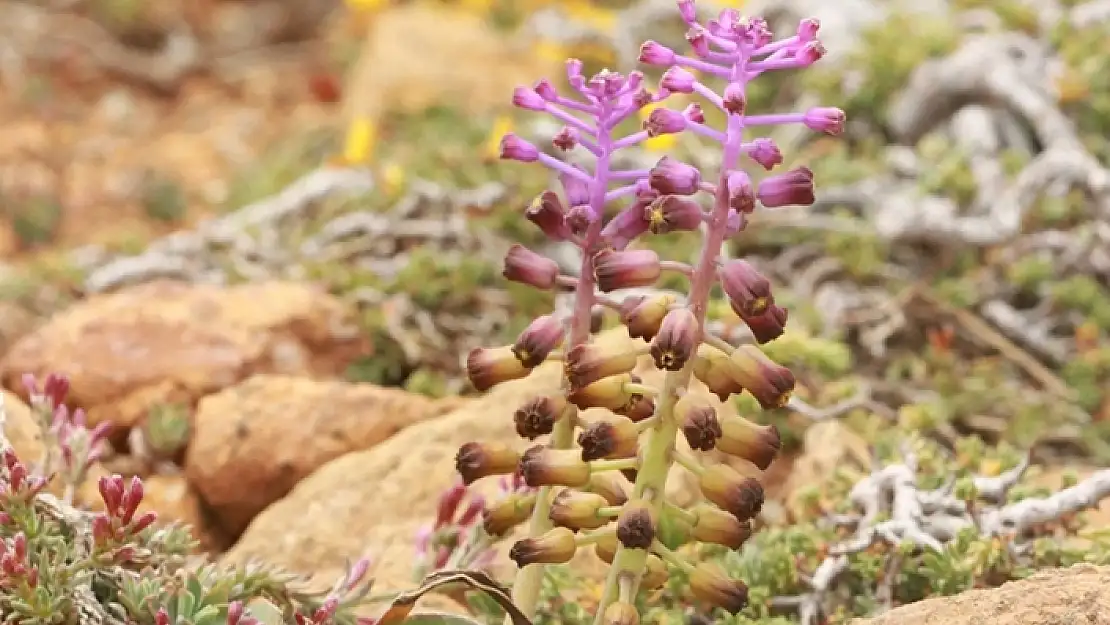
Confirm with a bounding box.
[510,122,613,622]
[591,105,746,624]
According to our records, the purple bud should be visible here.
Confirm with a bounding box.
[527,191,571,241]
[567,205,599,237]
[758,167,815,207]
[726,171,755,214]
[499,133,539,162]
[745,304,789,344]
[723,82,746,115]
[644,108,687,137]
[560,170,591,207]
[601,200,652,250]
[625,71,644,93]
[678,0,696,23]
[803,107,845,135]
[638,40,676,66]
[797,17,820,42]
[503,244,560,289]
[683,103,705,123]
[645,196,705,234]
[553,126,579,151]
[435,482,467,528]
[594,249,662,292]
[661,67,696,94]
[228,601,245,625]
[131,511,158,534]
[649,156,701,195]
[566,58,583,81]
[796,41,826,66]
[746,138,782,170]
[719,260,774,318]
[156,608,170,625]
[686,27,711,58]
[512,86,547,111]
[513,314,566,367]
[534,79,559,101]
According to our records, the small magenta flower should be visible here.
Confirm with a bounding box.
[645,195,704,234]
[803,107,846,135]
[638,40,677,66]
[643,108,687,136]
[499,133,540,162]
[553,126,579,151]
[512,86,547,111]
[745,138,783,170]
[648,156,701,195]
[683,102,705,123]
[722,83,746,115]
[796,41,827,66]
[503,244,560,289]
[533,78,559,101]
[719,259,773,318]
[726,170,756,214]
[513,314,565,367]
[797,17,821,41]
[593,249,662,292]
[758,167,815,207]
[661,67,697,93]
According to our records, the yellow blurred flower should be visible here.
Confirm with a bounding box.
[638,102,678,153]
[343,117,376,165]
[345,0,388,12]
[533,38,571,65]
[381,161,407,195]
[458,0,496,13]
[564,0,617,33]
[487,115,514,159]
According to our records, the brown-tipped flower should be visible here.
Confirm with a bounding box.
[602,602,640,625]
[619,293,676,341]
[757,166,815,208]
[620,394,656,422]
[565,343,639,388]
[467,346,532,392]
[676,396,721,452]
[512,314,565,367]
[567,374,640,412]
[455,442,521,485]
[645,195,704,234]
[718,259,773,318]
[593,249,662,292]
[526,191,572,241]
[549,489,610,530]
[483,494,535,536]
[513,393,567,440]
[594,531,618,563]
[586,472,628,506]
[616,501,656,550]
[691,345,744,402]
[689,564,749,614]
[726,170,756,215]
[728,345,795,410]
[648,155,701,195]
[650,308,700,371]
[743,303,788,344]
[690,503,753,549]
[509,527,578,566]
[718,417,782,470]
[520,445,591,488]
[698,464,765,521]
[503,244,560,289]
[578,416,640,461]
[641,555,669,590]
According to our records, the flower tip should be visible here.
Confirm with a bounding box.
[499,133,539,162]
[804,107,846,135]
[638,40,676,66]
[512,86,547,111]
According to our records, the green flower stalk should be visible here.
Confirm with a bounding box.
[455,2,844,621]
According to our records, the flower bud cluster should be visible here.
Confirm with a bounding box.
[21,373,110,492]
[457,2,843,621]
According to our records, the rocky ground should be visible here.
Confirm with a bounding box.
[1,0,1109,624]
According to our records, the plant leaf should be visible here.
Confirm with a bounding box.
[375,570,532,625]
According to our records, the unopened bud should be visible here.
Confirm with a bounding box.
[520,446,591,487]
[719,259,773,318]
[513,314,565,367]
[718,417,781,470]
[803,107,845,135]
[602,601,640,625]
[483,494,535,536]
[593,249,662,292]
[567,374,640,412]
[585,472,628,506]
[677,396,721,452]
[503,244,560,289]
[744,303,789,343]
[550,489,611,530]
[689,564,749,614]
[553,126,579,151]
[729,345,795,410]
[722,82,746,115]
[527,191,572,241]
[797,17,820,41]
[638,40,677,66]
[758,167,815,207]
[455,442,521,485]
[648,156,700,195]
[690,503,752,549]
[661,67,696,93]
[698,464,765,521]
[619,294,675,341]
[644,108,686,137]
[512,86,547,111]
[616,501,656,550]
[683,102,705,123]
[565,343,640,388]
[510,527,578,566]
[796,41,826,66]
[691,345,745,402]
[650,308,699,371]
[514,393,567,440]
[645,195,704,234]
[746,138,783,170]
[726,170,756,215]
[499,133,539,162]
[467,346,532,392]
[578,416,640,461]
[601,200,652,250]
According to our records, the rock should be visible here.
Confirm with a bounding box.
[1,390,43,463]
[0,301,38,360]
[0,280,369,430]
[782,419,871,519]
[853,563,1110,625]
[185,374,460,537]
[221,328,737,605]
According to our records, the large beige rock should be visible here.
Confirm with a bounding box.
[853,564,1110,625]
[221,329,737,601]
[186,374,462,537]
[0,280,368,430]
[1,390,43,462]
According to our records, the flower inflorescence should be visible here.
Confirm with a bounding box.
[457,2,844,623]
